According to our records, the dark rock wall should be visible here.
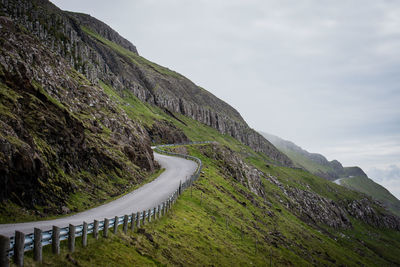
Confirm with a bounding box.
[0,15,154,212]
[0,0,292,166]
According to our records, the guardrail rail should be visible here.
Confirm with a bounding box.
[0,142,210,267]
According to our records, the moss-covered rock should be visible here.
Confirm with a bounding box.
[0,15,155,218]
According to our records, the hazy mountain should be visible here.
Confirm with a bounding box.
[262,132,400,216]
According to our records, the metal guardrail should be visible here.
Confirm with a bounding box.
[1,141,209,266]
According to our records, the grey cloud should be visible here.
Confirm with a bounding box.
[368,165,400,182]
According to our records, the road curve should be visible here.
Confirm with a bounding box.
[333,178,343,185]
[0,151,197,237]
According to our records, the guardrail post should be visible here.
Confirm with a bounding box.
[14,231,24,267]
[153,207,156,221]
[52,226,60,254]
[103,218,109,238]
[142,211,146,226]
[82,222,88,247]
[93,220,99,240]
[34,228,42,263]
[114,216,118,234]
[148,209,151,223]
[136,212,141,229]
[179,180,182,195]
[130,213,135,231]
[123,215,128,234]
[68,224,75,252]
[0,235,10,267]
[157,205,161,219]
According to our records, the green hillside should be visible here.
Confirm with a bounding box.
[262,132,400,217]
[24,143,400,266]
[16,69,400,266]
[277,145,337,176]
[340,176,400,217]
[1,1,400,266]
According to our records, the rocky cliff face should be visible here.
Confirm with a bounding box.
[0,0,292,166]
[346,198,400,230]
[146,120,189,145]
[199,144,267,199]
[0,15,155,214]
[188,144,400,231]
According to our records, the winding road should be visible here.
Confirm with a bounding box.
[0,151,197,237]
[333,178,344,185]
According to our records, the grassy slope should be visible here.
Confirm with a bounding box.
[266,135,400,217]
[81,26,182,79]
[340,176,400,217]
[99,80,268,163]
[14,25,400,266]
[0,69,165,223]
[22,144,400,266]
[278,146,335,175]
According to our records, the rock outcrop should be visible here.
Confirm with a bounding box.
[198,144,267,199]
[146,120,189,145]
[196,144,352,229]
[0,0,292,166]
[263,173,352,229]
[194,144,400,230]
[0,15,155,214]
[346,198,400,230]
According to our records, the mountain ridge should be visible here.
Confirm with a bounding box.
[261,131,400,217]
[0,0,292,166]
[261,132,367,180]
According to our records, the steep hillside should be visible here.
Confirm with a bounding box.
[24,143,400,266]
[262,132,400,217]
[340,176,400,217]
[0,0,291,167]
[0,15,157,221]
[262,132,347,180]
[0,0,293,220]
[1,0,400,266]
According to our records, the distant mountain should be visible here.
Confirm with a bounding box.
[261,132,366,180]
[261,132,400,217]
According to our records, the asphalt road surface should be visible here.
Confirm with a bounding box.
[333,178,343,185]
[0,151,197,237]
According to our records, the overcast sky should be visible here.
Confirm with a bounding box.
[51,0,400,198]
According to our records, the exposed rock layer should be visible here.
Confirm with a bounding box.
[194,144,400,230]
[0,0,292,166]
[0,15,155,213]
